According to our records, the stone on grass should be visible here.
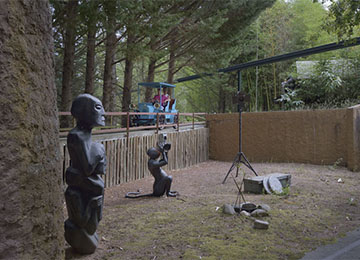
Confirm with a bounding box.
[258,204,271,212]
[253,219,269,229]
[240,210,251,217]
[223,204,236,215]
[240,202,257,212]
[250,209,269,217]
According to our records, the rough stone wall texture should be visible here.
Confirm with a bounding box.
[0,1,64,259]
[206,106,360,171]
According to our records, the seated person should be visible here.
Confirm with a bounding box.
[152,89,161,104]
[161,87,170,107]
[152,88,170,108]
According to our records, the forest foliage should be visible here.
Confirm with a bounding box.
[52,0,360,115]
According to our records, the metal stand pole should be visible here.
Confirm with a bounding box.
[222,70,258,184]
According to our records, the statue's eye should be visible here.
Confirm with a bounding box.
[95,104,102,110]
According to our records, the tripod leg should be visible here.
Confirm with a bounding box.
[239,152,258,176]
[222,162,236,184]
[222,153,241,184]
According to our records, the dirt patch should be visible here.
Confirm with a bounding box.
[65,161,360,259]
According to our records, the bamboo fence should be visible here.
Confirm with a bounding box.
[60,128,209,188]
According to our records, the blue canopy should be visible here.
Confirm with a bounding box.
[138,82,176,88]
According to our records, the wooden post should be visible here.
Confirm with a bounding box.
[177,112,180,132]
[156,113,159,134]
[126,112,130,142]
[192,113,195,130]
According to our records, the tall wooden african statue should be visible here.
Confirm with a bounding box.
[64,94,106,254]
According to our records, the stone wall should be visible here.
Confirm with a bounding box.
[206,105,360,171]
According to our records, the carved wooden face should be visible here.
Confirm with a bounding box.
[93,100,105,127]
[71,94,105,128]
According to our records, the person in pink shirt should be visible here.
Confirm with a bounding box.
[161,87,170,107]
[152,89,160,104]
[152,88,170,108]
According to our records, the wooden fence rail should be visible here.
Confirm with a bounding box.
[61,128,209,188]
[59,111,207,137]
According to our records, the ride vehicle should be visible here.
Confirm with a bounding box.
[130,82,178,127]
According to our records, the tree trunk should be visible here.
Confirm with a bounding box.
[60,0,77,125]
[110,53,117,110]
[145,39,157,102]
[167,52,175,84]
[121,29,136,118]
[145,59,156,102]
[84,18,96,95]
[167,37,176,97]
[121,57,134,127]
[102,0,117,113]
[0,1,64,259]
[218,85,226,113]
[122,58,134,112]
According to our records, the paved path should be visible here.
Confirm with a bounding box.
[301,228,360,260]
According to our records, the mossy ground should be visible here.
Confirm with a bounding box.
[65,161,360,259]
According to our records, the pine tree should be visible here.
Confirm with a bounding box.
[0,0,64,258]
[60,0,78,125]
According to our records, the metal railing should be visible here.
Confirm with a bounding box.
[59,111,207,138]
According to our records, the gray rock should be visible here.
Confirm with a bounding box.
[253,219,269,229]
[251,209,269,217]
[240,210,251,217]
[240,202,257,212]
[258,204,271,212]
[223,204,236,215]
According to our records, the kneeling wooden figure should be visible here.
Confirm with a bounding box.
[126,136,177,198]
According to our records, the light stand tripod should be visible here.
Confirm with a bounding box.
[222,70,258,184]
